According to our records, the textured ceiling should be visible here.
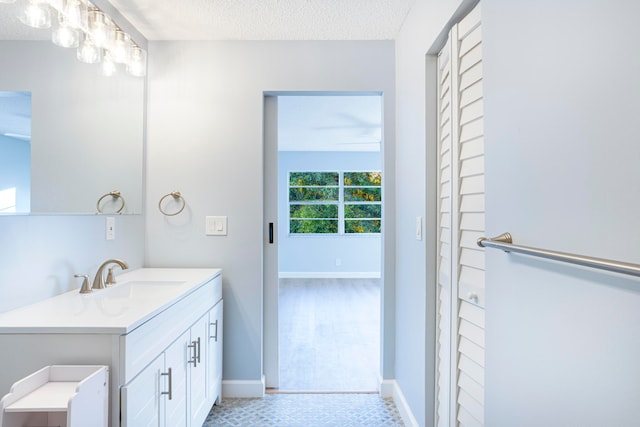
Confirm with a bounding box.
[0,0,413,41]
[98,0,413,40]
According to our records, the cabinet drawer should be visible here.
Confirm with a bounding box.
[119,275,222,384]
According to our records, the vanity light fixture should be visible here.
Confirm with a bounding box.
[18,0,51,29]
[51,13,80,48]
[87,7,114,48]
[77,32,101,63]
[110,29,130,63]
[126,45,146,77]
[101,51,117,76]
[2,0,147,77]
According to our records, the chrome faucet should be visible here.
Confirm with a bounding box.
[93,259,129,290]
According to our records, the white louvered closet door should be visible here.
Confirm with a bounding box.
[435,4,485,427]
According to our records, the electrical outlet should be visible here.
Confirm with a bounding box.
[106,217,115,240]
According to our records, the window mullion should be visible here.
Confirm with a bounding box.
[339,171,345,234]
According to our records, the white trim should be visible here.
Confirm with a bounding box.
[222,377,265,398]
[279,271,381,279]
[378,378,395,397]
[380,380,419,427]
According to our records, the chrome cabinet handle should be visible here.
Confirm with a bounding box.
[188,340,198,367]
[196,337,201,364]
[210,320,218,342]
[161,368,173,400]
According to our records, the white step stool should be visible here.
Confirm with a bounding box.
[0,365,108,427]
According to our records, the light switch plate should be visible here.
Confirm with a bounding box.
[206,216,227,236]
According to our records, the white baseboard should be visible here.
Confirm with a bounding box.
[222,376,265,398]
[378,378,395,397]
[382,380,419,427]
[279,272,381,279]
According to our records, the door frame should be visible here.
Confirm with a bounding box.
[262,91,391,391]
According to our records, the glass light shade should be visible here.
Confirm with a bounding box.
[101,52,117,76]
[88,8,114,48]
[109,30,131,64]
[126,46,146,77]
[52,12,79,48]
[77,34,102,63]
[18,0,52,29]
[61,0,87,30]
[47,0,62,10]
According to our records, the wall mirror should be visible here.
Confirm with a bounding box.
[0,3,145,215]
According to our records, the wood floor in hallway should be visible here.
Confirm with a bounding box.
[278,278,380,392]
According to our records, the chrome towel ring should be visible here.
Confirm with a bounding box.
[159,191,186,216]
[97,190,125,214]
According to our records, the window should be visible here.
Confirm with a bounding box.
[0,187,17,213]
[289,171,382,234]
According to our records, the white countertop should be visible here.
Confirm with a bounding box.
[0,268,221,335]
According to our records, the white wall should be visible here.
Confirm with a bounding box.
[278,151,381,277]
[394,0,469,424]
[483,1,640,425]
[145,41,395,384]
[0,215,144,313]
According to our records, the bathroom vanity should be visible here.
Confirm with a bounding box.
[0,268,223,427]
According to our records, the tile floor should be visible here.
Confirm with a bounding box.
[201,279,399,426]
[203,393,404,426]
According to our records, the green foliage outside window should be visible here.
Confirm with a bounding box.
[345,220,382,233]
[289,171,382,234]
[290,172,339,186]
[290,204,338,219]
[290,219,339,234]
[344,172,382,186]
[289,187,339,202]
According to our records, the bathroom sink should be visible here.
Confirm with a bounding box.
[121,280,186,287]
[92,280,187,299]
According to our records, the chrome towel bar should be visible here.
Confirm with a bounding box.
[477,232,640,278]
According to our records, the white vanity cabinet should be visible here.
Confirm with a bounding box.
[120,276,223,427]
[0,268,223,427]
[208,302,223,404]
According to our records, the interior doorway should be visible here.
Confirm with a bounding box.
[264,93,383,392]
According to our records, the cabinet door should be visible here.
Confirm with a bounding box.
[121,353,164,427]
[189,314,210,427]
[165,330,190,427]
[208,301,223,404]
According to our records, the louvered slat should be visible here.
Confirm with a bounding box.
[460,248,485,270]
[459,230,484,251]
[459,318,485,348]
[458,389,484,425]
[460,175,484,195]
[458,354,484,386]
[459,372,484,405]
[460,156,484,177]
[458,406,483,427]
[459,43,482,74]
[459,336,485,368]
[459,117,484,143]
[460,137,484,160]
[460,80,483,110]
[460,194,484,212]
[459,300,485,329]
[459,212,484,231]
